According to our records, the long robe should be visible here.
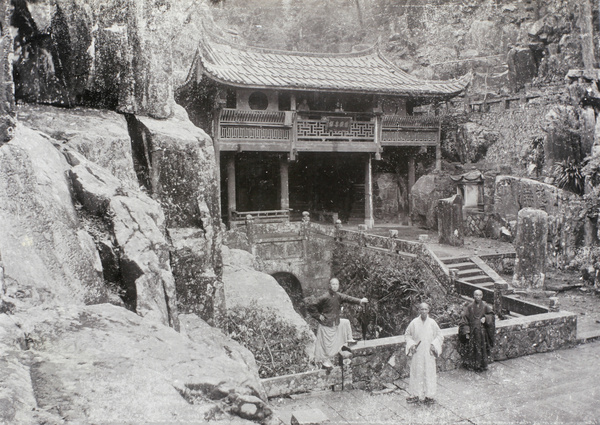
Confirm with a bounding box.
[307,290,361,363]
[459,300,494,370]
[404,316,444,399]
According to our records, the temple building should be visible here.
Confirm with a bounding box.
[179,30,470,228]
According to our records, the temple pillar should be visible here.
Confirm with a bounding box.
[408,155,416,225]
[435,143,442,171]
[227,155,236,218]
[364,155,374,229]
[280,156,290,212]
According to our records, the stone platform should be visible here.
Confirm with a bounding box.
[272,340,600,424]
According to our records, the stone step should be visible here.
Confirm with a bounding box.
[462,275,494,284]
[446,261,477,270]
[457,269,486,278]
[440,256,471,264]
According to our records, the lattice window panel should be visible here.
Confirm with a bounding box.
[381,130,437,143]
[297,120,374,140]
[220,126,291,140]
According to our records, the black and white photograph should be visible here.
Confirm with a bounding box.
[1,0,599,424]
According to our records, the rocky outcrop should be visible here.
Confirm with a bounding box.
[223,247,316,358]
[127,104,224,325]
[0,305,269,425]
[0,125,106,308]
[494,175,587,265]
[17,104,138,189]
[410,173,456,229]
[11,0,195,117]
[0,0,16,146]
[66,149,179,329]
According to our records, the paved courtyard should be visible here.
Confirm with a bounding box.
[272,341,600,425]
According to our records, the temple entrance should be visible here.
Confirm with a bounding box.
[289,153,365,223]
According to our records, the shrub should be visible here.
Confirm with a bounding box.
[225,305,313,378]
[553,159,585,195]
[331,243,463,338]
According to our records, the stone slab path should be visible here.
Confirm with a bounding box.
[272,341,600,425]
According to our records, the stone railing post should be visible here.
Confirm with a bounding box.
[245,214,255,244]
[357,224,367,247]
[548,297,560,312]
[494,282,509,318]
[388,229,398,253]
[301,211,310,257]
[448,268,459,286]
[335,219,343,242]
[336,350,353,391]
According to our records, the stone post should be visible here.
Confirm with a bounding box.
[494,282,509,318]
[513,208,548,289]
[549,297,560,312]
[301,211,310,257]
[335,219,343,242]
[388,229,398,253]
[437,194,464,246]
[357,224,367,247]
[245,214,255,244]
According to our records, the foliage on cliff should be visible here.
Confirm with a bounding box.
[331,243,464,338]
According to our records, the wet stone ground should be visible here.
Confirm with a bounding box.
[272,341,600,425]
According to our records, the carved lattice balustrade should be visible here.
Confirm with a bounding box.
[381,115,440,145]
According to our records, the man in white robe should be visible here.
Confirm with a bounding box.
[404,302,444,404]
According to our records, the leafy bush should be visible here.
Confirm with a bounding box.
[225,305,314,378]
[553,159,585,195]
[331,243,463,338]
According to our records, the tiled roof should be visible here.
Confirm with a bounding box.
[195,31,470,98]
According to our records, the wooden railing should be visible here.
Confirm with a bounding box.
[217,109,440,149]
[229,209,290,228]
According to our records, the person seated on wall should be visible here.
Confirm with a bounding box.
[307,278,368,369]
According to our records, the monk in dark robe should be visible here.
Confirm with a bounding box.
[307,278,368,369]
[458,289,495,371]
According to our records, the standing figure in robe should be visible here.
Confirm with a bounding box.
[458,289,495,371]
[307,278,368,369]
[404,302,444,405]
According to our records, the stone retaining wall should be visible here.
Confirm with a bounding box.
[350,310,576,390]
[262,310,577,396]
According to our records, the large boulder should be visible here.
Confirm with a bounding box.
[222,247,316,358]
[0,305,268,424]
[170,228,223,326]
[67,151,179,329]
[507,46,537,92]
[0,125,105,308]
[129,104,224,324]
[10,0,194,117]
[17,104,138,189]
[410,173,456,229]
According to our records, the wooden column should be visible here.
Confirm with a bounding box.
[227,155,236,219]
[364,154,374,229]
[280,156,290,212]
[436,120,442,171]
[408,155,416,225]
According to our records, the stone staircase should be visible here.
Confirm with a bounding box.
[440,255,509,289]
